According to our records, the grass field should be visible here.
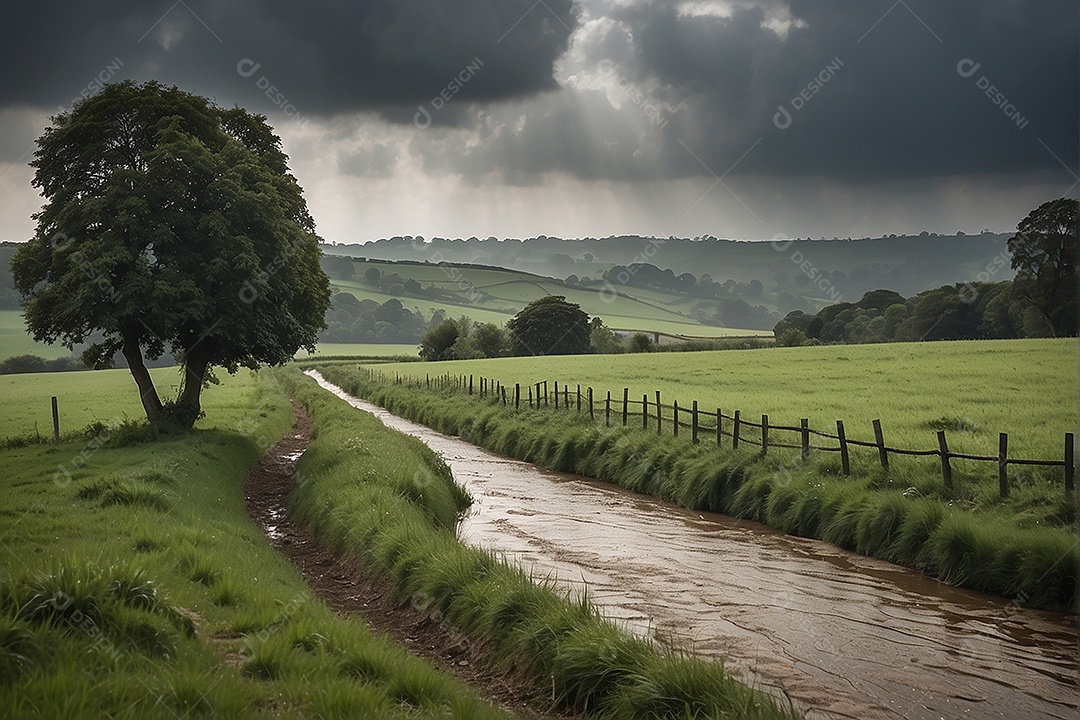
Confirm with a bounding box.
[318,346,1078,611]
[299,342,419,358]
[0,310,74,361]
[337,261,772,338]
[372,338,1077,462]
[0,368,521,719]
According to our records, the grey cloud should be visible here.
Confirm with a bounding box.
[1,0,578,116]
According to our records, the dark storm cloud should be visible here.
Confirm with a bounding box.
[620,0,1077,180]
[412,0,1076,185]
[0,0,577,117]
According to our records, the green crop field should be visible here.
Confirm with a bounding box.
[0,310,74,361]
[373,338,1077,462]
[299,342,419,358]
[339,260,771,338]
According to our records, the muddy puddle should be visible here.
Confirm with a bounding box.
[308,371,1078,720]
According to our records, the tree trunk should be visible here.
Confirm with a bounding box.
[176,345,210,429]
[123,336,163,423]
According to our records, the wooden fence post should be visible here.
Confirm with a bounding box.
[554,381,559,409]
[515,384,520,410]
[873,419,888,470]
[673,401,679,438]
[761,414,769,455]
[529,385,534,408]
[1066,432,1075,496]
[643,395,649,431]
[937,431,953,490]
[623,388,629,426]
[502,386,507,406]
[800,419,809,462]
[564,384,569,409]
[469,375,473,394]
[998,433,1009,499]
[692,401,699,444]
[52,396,59,444]
[543,381,548,406]
[733,410,741,450]
[588,387,594,421]
[656,390,662,436]
[836,420,850,476]
[577,384,581,413]
[716,408,722,447]
[605,391,611,427]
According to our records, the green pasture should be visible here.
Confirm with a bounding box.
[374,338,1077,462]
[0,310,74,361]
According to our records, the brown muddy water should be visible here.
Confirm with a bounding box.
[308,371,1078,720]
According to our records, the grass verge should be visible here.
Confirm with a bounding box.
[281,368,801,719]
[312,363,1078,613]
[0,368,516,719]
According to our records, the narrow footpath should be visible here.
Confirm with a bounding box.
[241,401,570,720]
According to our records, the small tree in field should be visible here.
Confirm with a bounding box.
[507,296,590,355]
[11,81,331,428]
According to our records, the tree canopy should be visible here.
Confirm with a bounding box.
[506,295,590,355]
[11,81,331,428]
[1008,197,1077,337]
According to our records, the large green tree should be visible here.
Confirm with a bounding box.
[11,81,331,428]
[1007,197,1078,337]
[507,295,590,355]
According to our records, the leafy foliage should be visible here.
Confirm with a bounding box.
[10,81,331,427]
[1008,197,1077,337]
[507,295,590,355]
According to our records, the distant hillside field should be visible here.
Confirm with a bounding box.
[0,310,74,360]
[329,259,772,339]
[323,233,1016,323]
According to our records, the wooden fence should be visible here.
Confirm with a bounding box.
[369,369,1076,499]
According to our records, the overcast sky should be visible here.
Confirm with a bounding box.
[0,0,1076,243]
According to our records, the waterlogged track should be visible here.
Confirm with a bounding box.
[308,372,1078,720]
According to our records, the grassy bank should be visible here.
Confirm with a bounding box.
[281,368,800,719]
[313,363,1078,613]
[0,369,516,719]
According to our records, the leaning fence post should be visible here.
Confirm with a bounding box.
[529,385,534,408]
[692,401,699,444]
[673,401,679,438]
[937,430,953,490]
[873,419,888,470]
[998,432,1009,498]
[733,410,741,450]
[588,387,594,421]
[800,418,809,462]
[1066,432,1075,496]
[623,388,629,426]
[656,390,662,436]
[836,420,850,476]
[761,414,769,455]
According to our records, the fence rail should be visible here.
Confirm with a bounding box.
[371,369,1076,499]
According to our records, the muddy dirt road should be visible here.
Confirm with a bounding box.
[308,372,1078,720]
